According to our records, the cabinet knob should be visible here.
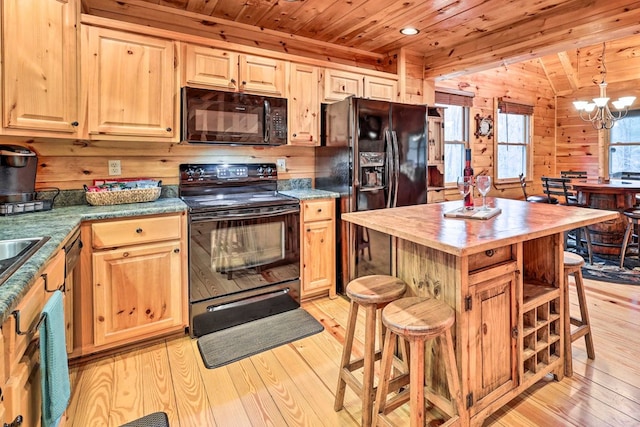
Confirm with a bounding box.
[241,80,247,86]
[293,133,297,137]
[306,228,311,232]
[71,121,79,127]
[317,209,322,213]
[166,127,172,132]
[136,228,143,233]
[485,249,495,257]
[174,248,180,253]
[230,78,236,86]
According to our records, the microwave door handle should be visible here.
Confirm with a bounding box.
[392,130,400,208]
[264,100,271,143]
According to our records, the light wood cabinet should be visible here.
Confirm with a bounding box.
[77,213,187,352]
[1,0,79,136]
[184,44,286,96]
[467,262,518,415]
[322,69,363,102]
[81,25,178,140]
[364,75,398,101]
[300,199,336,299]
[289,63,320,145]
[2,248,65,427]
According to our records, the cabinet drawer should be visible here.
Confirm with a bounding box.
[92,215,182,249]
[303,199,334,222]
[468,245,513,272]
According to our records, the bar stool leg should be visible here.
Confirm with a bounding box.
[362,304,377,427]
[620,219,633,268]
[573,269,595,360]
[409,337,425,427]
[440,329,464,420]
[335,300,359,411]
[563,268,573,377]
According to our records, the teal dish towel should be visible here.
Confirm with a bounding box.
[40,290,70,427]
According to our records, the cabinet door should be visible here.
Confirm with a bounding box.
[83,26,176,138]
[2,0,78,134]
[238,54,286,96]
[323,69,363,101]
[302,220,335,296]
[467,271,518,415]
[184,44,239,90]
[93,241,183,346]
[4,351,40,427]
[289,64,319,145]
[364,76,398,101]
[428,115,444,164]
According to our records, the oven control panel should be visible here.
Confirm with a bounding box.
[179,163,278,183]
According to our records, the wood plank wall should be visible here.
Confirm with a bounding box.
[434,60,556,200]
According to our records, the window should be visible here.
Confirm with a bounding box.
[496,100,533,180]
[435,89,473,184]
[609,109,640,177]
[442,105,469,183]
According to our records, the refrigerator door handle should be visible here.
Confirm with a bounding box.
[391,130,400,207]
[385,129,394,208]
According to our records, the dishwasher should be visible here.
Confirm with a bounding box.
[63,228,81,352]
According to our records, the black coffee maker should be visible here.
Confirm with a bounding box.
[0,144,38,203]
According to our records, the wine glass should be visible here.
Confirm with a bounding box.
[476,175,492,210]
[457,176,472,211]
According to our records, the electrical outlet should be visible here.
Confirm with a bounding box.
[108,160,121,176]
[276,158,286,172]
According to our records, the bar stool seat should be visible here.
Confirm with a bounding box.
[620,208,640,268]
[563,251,595,377]
[335,275,407,427]
[374,297,463,427]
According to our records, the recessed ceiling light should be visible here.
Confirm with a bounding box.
[400,27,419,36]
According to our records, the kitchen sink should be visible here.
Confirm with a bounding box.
[0,237,50,286]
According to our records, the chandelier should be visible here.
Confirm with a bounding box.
[572,43,636,130]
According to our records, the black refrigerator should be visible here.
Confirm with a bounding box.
[315,97,428,293]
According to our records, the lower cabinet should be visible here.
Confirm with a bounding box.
[2,249,65,427]
[300,199,336,300]
[93,240,184,346]
[75,212,188,355]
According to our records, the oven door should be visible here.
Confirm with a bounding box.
[188,204,300,336]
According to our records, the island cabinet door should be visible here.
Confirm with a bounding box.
[467,269,518,415]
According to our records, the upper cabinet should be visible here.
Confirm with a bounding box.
[364,76,398,102]
[183,44,286,96]
[81,26,178,140]
[322,69,397,102]
[1,0,79,136]
[322,69,363,102]
[289,63,320,145]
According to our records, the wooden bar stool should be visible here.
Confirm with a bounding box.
[620,208,640,268]
[374,297,463,427]
[563,251,595,376]
[335,275,407,427]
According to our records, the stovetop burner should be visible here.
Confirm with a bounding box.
[179,163,297,212]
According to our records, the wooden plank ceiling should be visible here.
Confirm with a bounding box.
[81,0,640,87]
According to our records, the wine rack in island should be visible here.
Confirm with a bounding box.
[521,282,561,380]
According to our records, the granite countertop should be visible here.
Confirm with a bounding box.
[0,198,187,325]
[279,188,340,200]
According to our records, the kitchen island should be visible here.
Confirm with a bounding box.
[341,197,618,426]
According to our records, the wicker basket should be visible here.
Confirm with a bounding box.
[85,187,161,206]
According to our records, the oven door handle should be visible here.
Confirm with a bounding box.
[190,206,300,222]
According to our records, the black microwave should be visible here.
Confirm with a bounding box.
[181,87,288,145]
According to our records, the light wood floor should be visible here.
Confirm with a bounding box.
[65,276,640,426]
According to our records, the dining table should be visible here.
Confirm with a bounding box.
[572,180,640,255]
[341,197,618,427]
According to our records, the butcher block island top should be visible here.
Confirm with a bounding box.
[341,197,618,426]
[342,197,618,257]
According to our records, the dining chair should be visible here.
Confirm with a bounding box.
[518,173,547,203]
[560,170,588,182]
[541,176,593,263]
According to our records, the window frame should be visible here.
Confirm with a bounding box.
[608,109,640,178]
[438,104,470,185]
[494,100,534,184]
